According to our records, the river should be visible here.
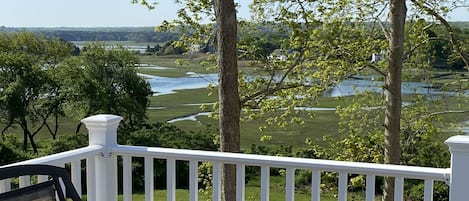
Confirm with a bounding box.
[139,71,445,97]
[138,67,467,126]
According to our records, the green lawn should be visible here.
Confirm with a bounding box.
[77,175,379,201]
[114,188,375,201]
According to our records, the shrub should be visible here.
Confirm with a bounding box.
[0,134,30,165]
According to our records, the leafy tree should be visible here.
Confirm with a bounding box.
[136,0,468,200]
[249,1,468,200]
[60,43,153,132]
[159,40,187,55]
[0,32,74,152]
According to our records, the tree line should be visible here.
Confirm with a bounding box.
[1,26,180,43]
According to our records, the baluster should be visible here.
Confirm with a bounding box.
[261,166,270,201]
[0,179,11,193]
[236,164,245,201]
[123,155,132,201]
[424,179,434,201]
[212,162,222,201]
[145,157,154,201]
[338,172,347,201]
[167,158,176,201]
[71,160,82,197]
[19,176,30,188]
[189,160,198,201]
[286,168,295,201]
[86,156,96,201]
[311,170,320,201]
[366,174,375,201]
[38,175,48,183]
[394,177,404,201]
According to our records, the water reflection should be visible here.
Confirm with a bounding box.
[167,112,211,123]
[141,73,448,97]
[139,72,218,96]
[325,77,441,97]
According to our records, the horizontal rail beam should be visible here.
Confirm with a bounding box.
[1,145,104,167]
[113,145,450,181]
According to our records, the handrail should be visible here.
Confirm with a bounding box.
[113,144,450,181]
[1,145,104,168]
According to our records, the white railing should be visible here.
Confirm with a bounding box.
[2,114,469,201]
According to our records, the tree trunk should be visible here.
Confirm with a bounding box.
[53,112,59,139]
[383,0,406,200]
[214,0,240,201]
[20,117,38,153]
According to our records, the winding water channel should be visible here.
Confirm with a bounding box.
[139,66,466,126]
[139,69,445,97]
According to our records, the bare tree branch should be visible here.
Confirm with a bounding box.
[423,110,469,119]
[403,37,450,61]
[367,64,387,77]
[377,18,391,43]
[240,48,306,105]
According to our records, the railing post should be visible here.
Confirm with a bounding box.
[445,135,469,201]
[82,114,123,201]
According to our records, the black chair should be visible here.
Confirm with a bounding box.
[0,164,82,201]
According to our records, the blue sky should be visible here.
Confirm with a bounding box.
[0,0,251,27]
[0,0,467,27]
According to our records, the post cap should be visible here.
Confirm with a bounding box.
[81,114,123,126]
[445,135,469,153]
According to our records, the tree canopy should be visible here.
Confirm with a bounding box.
[60,43,153,131]
[0,32,74,152]
[0,34,152,152]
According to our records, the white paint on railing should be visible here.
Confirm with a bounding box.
[3,145,102,168]
[446,135,469,201]
[424,179,433,201]
[212,162,222,201]
[102,151,118,201]
[81,114,122,148]
[123,155,132,201]
[189,160,198,201]
[112,145,449,182]
[311,170,320,201]
[111,145,451,201]
[338,172,347,201]
[394,177,404,201]
[236,164,246,201]
[0,179,11,193]
[58,163,67,199]
[144,156,154,201]
[82,114,121,201]
[261,166,270,201]
[71,160,82,196]
[366,174,375,201]
[38,175,48,183]
[19,176,29,188]
[86,156,96,201]
[286,168,295,201]
[167,158,176,201]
